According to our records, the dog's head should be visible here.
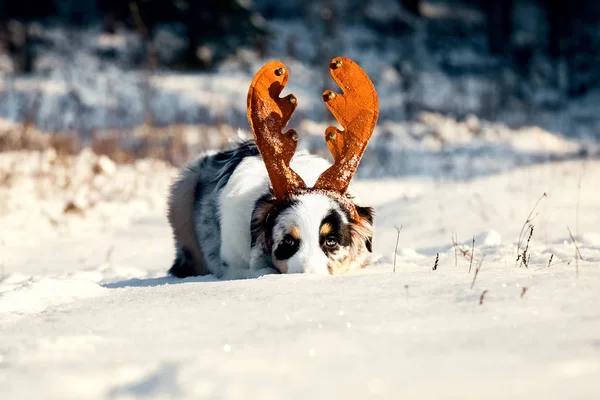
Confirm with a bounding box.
[247,57,378,275]
[251,192,374,275]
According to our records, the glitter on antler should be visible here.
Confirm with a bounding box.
[314,57,379,194]
[247,61,307,201]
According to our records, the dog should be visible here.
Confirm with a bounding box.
[167,57,378,279]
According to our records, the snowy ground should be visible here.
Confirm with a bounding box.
[1,147,599,399]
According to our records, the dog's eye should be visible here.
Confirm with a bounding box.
[325,236,338,248]
[283,234,297,246]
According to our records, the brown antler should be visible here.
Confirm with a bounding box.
[247,61,306,200]
[314,57,379,194]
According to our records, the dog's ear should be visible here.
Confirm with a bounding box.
[251,193,277,251]
[354,205,375,252]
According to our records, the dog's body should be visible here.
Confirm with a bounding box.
[168,140,374,279]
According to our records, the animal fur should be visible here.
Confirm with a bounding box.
[167,139,374,279]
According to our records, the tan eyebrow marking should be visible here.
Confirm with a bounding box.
[290,226,300,240]
[320,223,332,237]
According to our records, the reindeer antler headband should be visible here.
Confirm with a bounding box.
[247,57,379,220]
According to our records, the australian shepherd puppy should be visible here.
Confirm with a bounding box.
[167,56,378,279]
[167,140,374,279]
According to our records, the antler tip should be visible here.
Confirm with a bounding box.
[330,56,348,67]
[324,91,336,101]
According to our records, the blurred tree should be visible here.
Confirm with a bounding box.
[0,2,6,68]
[97,0,130,34]
[3,0,56,20]
[483,0,513,55]
[97,0,267,69]
[545,0,572,59]
[174,0,267,69]
[2,0,266,71]
[400,0,420,16]
[545,0,600,96]
[0,0,56,73]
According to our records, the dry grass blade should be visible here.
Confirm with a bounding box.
[479,290,488,305]
[469,236,475,273]
[452,232,458,267]
[105,246,114,264]
[534,256,569,271]
[516,193,547,266]
[519,225,534,268]
[470,255,485,289]
[567,227,584,260]
[393,225,402,273]
[452,234,476,266]
[567,226,583,278]
[576,166,584,238]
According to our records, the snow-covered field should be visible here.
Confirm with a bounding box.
[1,144,599,399]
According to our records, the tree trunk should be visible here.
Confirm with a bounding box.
[485,0,513,55]
[7,20,34,73]
[184,0,206,68]
[546,0,573,59]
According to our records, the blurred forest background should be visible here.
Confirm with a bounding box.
[0,0,599,171]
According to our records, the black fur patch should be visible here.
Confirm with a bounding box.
[356,205,375,252]
[250,192,276,249]
[274,235,301,260]
[168,247,198,278]
[213,141,260,190]
[320,209,353,250]
[193,177,203,205]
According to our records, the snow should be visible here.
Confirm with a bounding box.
[0,277,106,315]
[1,145,599,399]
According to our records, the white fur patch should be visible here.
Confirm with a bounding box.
[272,194,346,274]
